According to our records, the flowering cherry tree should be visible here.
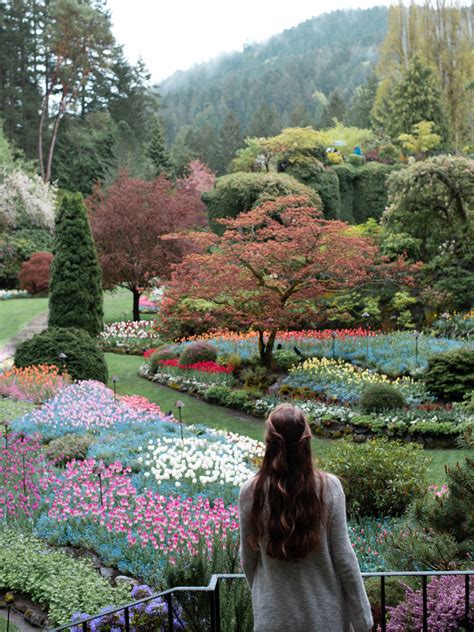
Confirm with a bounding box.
[161,195,377,367]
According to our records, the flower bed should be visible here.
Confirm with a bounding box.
[11,381,174,441]
[285,357,430,405]
[0,364,70,403]
[99,320,162,354]
[179,329,473,376]
[0,289,31,300]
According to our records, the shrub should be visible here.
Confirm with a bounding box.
[46,434,95,467]
[271,350,301,372]
[48,192,103,337]
[385,575,473,631]
[202,172,319,233]
[18,251,53,294]
[320,439,428,517]
[218,353,242,371]
[0,529,129,626]
[242,366,273,391]
[347,154,366,166]
[203,385,233,405]
[225,389,253,409]
[149,345,181,373]
[360,383,406,413]
[14,327,108,383]
[179,342,217,365]
[424,349,474,401]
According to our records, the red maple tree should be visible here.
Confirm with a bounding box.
[18,252,53,295]
[161,195,378,366]
[88,172,207,321]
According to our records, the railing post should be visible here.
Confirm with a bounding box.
[422,575,428,632]
[166,593,174,632]
[380,575,386,632]
[124,607,130,632]
[465,574,471,630]
[209,578,221,632]
[82,622,87,632]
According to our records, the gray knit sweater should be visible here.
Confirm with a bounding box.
[239,473,374,632]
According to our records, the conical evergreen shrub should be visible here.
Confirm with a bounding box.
[49,192,103,337]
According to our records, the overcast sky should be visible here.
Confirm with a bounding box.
[106,0,397,84]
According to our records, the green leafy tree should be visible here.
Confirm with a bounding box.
[398,121,441,160]
[49,192,103,336]
[382,155,474,312]
[146,116,171,177]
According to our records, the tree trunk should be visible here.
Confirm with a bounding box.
[258,328,277,369]
[132,288,141,322]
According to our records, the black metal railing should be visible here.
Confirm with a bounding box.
[49,570,473,632]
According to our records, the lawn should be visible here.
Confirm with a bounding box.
[0,297,48,347]
[102,288,155,323]
[106,353,469,485]
[0,290,154,350]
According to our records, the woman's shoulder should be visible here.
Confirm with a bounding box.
[239,476,258,500]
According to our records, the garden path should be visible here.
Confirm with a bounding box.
[0,609,38,632]
[0,312,48,363]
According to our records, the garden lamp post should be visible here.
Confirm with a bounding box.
[331,331,337,360]
[2,419,10,451]
[58,352,67,372]
[5,592,14,632]
[175,400,185,441]
[362,312,370,361]
[441,312,449,337]
[111,375,118,402]
[414,330,420,368]
[94,466,104,506]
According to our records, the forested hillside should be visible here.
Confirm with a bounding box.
[160,8,389,152]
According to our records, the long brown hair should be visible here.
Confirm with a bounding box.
[249,403,326,562]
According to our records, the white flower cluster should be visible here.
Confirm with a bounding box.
[0,289,30,300]
[139,435,257,487]
[208,429,265,459]
[0,170,56,231]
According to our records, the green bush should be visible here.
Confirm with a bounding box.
[224,389,254,409]
[360,383,406,413]
[242,366,273,391]
[14,327,108,383]
[424,349,474,401]
[287,165,340,219]
[149,345,181,372]
[218,353,242,371]
[46,434,95,466]
[352,163,401,223]
[202,172,320,233]
[0,529,130,626]
[203,385,233,405]
[347,154,366,166]
[271,350,301,372]
[320,439,428,517]
[179,342,217,365]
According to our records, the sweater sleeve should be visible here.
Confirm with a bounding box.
[328,476,373,632]
[238,479,260,588]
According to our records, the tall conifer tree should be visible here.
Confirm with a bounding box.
[382,56,448,143]
[147,116,171,176]
[49,193,103,337]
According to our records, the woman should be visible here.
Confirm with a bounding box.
[239,403,373,632]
